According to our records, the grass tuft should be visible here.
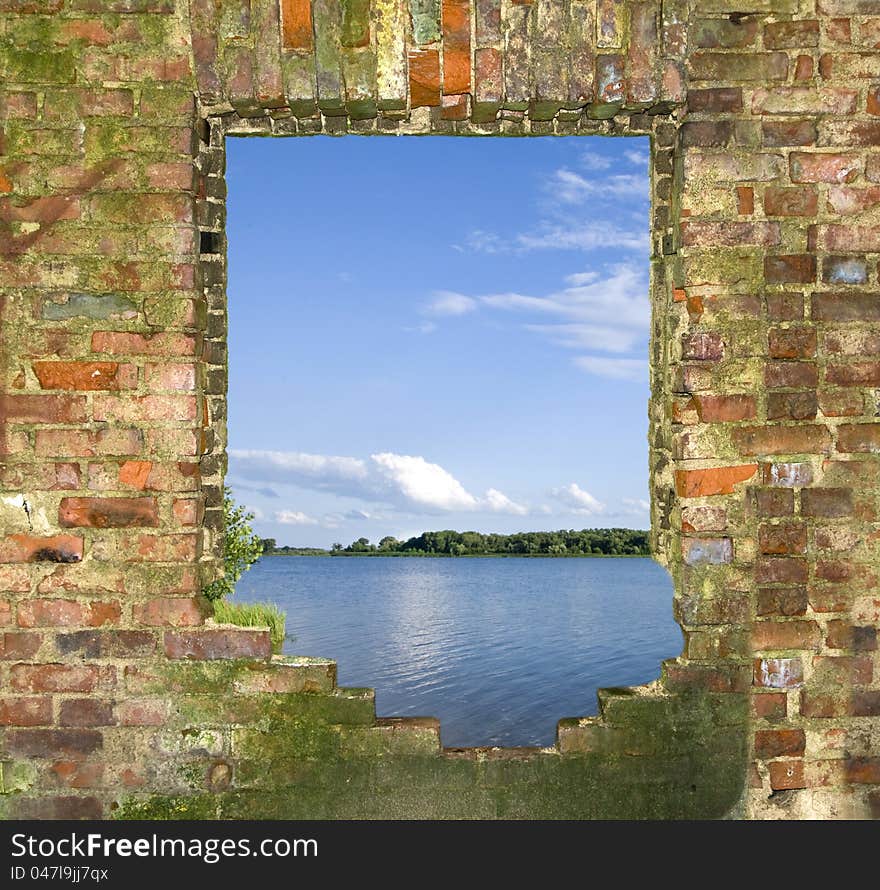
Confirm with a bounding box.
[212,600,287,654]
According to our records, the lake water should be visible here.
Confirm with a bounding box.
[235,556,681,748]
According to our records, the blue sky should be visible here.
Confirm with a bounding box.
[226,135,651,547]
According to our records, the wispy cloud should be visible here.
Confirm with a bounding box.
[551,483,606,515]
[624,147,649,167]
[573,356,648,382]
[230,449,529,517]
[424,291,478,316]
[550,169,649,205]
[421,264,650,381]
[621,497,650,513]
[275,509,318,525]
[580,149,613,171]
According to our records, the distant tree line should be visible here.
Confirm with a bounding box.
[260,528,650,557]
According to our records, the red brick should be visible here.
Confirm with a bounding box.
[93,394,198,422]
[852,691,880,717]
[91,331,196,356]
[754,657,803,688]
[681,332,724,361]
[442,0,470,95]
[5,729,102,760]
[764,20,819,49]
[59,497,158,529]
[59,699,116,727]
[825,620,877,651]
[761,120,818,147]
[164,629,271,660]
[754,488,795,517]
[687,87,742,113]
[767,293,804,322]
[0,696,52,726]
[474,47,502,104]
[32,361,135,392]
[0,534,83,564]
[818,225,880,253]
[764,187,817,218]
[115,699,168,726]
[813,655,873,686]
[674,464,757,498]
[767,391,818,421]
[733,425,831,456]
[0,632,42,660]
[172,498,200,526]
[768,759,805,791]
[755,557,809,585]
[819,388,863,417]
[755,729,805,758]
[409,49,441,108]
[790,152,862,183]
[837,424,880,453]
[693,394,756,422]
[764,255,816,284]
[754,619,818,651]
[280,0,312,50]
[35,427,143,457]
[132,597,204,627]
[0,394,87,423]
[0,195,79,223]
[681,221,779,248]
[11,663,111,693]
[132,533,198,562]
[50,760,104,789]
[55,630,156,658]
[144,362,196,391]
[813,293,880,323]
[752,692,786,720]
[736,187,754,215]
[759,523,807,556]
[802,488,853,517]
[769,328,816,360]
[826,186,880,214]
[759,377,811,409]
[756,586,808,617]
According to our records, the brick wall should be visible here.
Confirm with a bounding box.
[0,0,876,820]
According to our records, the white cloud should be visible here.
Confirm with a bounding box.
[371,452,479,512]
[483,488,529,516]
[550,169,649,205]
[524,323,642,354]
[275,510,319,525]
[573,356,648,382]
[622,497,651,513]
[580,149,613,171]
[424,291,478,316]
[624,148,649,167]
[230,449,530,517]
[515,220,648,253]
[551,483,606,515]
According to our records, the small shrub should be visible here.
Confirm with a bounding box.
[204,487,264,602]
[213,599,287,654]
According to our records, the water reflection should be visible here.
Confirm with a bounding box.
[235,556,681,747]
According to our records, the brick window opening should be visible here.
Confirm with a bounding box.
[202,125,681,747]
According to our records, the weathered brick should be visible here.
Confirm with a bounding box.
[768,760,805,791]
[59,699,116,727]
[11,663,112,693]
[59,497,159,529]
[755,729,805,758]
[0,394,88,423]
[756,586,808,617]
[164,629,271,660]
[687,87,742,113]
[409,49,441,107]
[764,187,817,217]
[681,332,724,361]
[32,361,136,391]
[132,597,204,627]
[733,425,831,456]
[0,696,53,726]
[0,535,83,564]
[5,728,102,760]
[753,619,820,650]
[764,255,816,284]
[759,523,807,556]
[837,424,880,453]
[754,657,803,688]
[675,464,757,497]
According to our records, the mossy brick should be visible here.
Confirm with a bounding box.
[2,48,75,84]
[410,0,440,45]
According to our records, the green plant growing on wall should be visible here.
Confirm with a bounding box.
[206,487,287,653]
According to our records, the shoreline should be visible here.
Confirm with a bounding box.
[260,552,651,559]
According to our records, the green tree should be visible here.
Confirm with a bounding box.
[378,536,400,551]
[259,537,277,553]
[204,487,264,601]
